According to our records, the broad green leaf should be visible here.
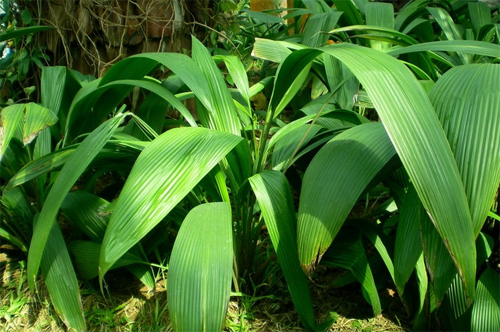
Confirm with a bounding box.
[252,38,306,64]
[249,171,335,331]
[7,139,147,189]
[99,127,242,278]
[271,124,321,171]
[191,37,241,135]
[472,267,500,332]
[61,191,110,242]
[430,7,471,63]
[168,203,233,332]
[430,64,500,237]
[322,43,476,301]
[297,122,396,275]
[332,0,364,26]
[394,184,424,294]
[27,114,127,290]
[322,227,381,315]
[0,103,58,160]
[38,218,86,331]
[213,55,252,118]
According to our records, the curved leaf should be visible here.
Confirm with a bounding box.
[297,122,396,274]
[322,43,476,301]
[430,64,500,236]
[99,127,242,278]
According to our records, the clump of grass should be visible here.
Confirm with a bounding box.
[1,253,409,332]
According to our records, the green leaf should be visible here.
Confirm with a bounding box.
[387,40,500,59]
[302,12,342,48]
[65,78,196,144]
[99,127,242,278]
[468,2,491,36]
[68,240,144,281]
[0,103,58,160]
[191,37,241,135]
[472,267,500,332]
[332,0,364,26]
[394,184,424,294]
[39,218,86,331]
[27,114,127,290]
[430,64,500,237]
[269,48,323,118]
[61,191,110,242]
[0,26,53,42]
[297,122,396,275]
[322,43,476,302]
[249,171,335,331]
[168,203,233,332]
[41,66,82,134]
[365,2,394,51]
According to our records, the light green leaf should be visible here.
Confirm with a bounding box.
[0,103,58,160]
[168,203,233,332]
[249,171,335,331]
[39,218,86,331]
[430,64,500,237]
[99,127,242,278]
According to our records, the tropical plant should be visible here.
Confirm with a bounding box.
[1,1,500,331]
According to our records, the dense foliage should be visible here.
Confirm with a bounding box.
[1,1,499,331]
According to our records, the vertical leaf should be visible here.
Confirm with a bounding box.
[472,267,500,332]
[249,171,335,331]
[430,64,500,237]
[168,203,233,332]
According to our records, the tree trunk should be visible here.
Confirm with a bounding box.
[19,0,214,76]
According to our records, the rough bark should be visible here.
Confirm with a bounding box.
[18,0,214,76]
